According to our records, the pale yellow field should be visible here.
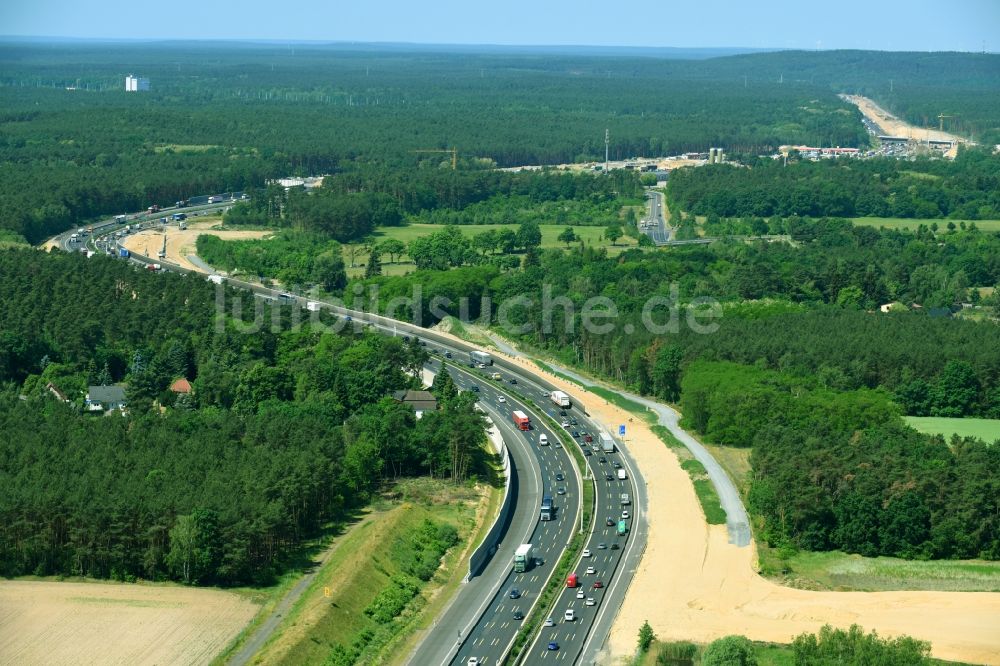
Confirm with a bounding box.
[0,580,259,665]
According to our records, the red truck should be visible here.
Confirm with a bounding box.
[566,573,578,588]
[512,410,530,431]
[147,204,160,214]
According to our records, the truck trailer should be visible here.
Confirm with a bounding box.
[599,431,616,453]
[540,494,553,521]
[512,410,530,431]
[549,390,571,408]
[513,543,534,572]
[470,350,492,366]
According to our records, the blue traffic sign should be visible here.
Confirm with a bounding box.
[619,424,626,436]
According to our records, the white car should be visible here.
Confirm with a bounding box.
[585,597,596,606]
[561,420,571,428]
[542,391,550,397]
[467,659,479,666]
[576,589,585,599]
[621,510,630,520]
[582,549,592,557]
[498,396,506,403]
[586,566,596,575]
[564,609,575,622]
[544,617,555,627]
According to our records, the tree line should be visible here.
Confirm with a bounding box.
[0,249,488,584]
[680,360,999,559]
[667,148,1000,220]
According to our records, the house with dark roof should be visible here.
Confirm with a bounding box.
[392,389,438,418]
[86,385,127,413]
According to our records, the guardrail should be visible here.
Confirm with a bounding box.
[467,419,516,580]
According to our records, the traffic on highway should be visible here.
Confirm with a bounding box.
[51,199,647,666]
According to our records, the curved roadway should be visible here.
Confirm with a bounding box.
[48,216,649,665]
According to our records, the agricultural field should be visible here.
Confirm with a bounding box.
[852,217,1000,232]
[0,580,258,665]
[905,416,1000,443]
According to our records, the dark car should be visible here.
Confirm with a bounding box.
[555,473,564,481]
[571,431,580,438]
[606,516,615,526]
[559,410,567,417]
[605,473,614,481]
[509,588,520,599]
[613,461,621,469]
[513,610,524,620]
[569,418,577,426]
[593,581,604,588]
[599,457,607,463]
[584,434,593,443]
[470,385,480,392]
[445,351,452,359]
[548,641,559,651]
[610,543,620,550]
[584,449,592,456]
[509,378,517,384]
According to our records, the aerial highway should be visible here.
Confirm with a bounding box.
[49,206,649,665]
[642,190,672,244]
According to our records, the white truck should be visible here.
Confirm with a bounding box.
[306,301,322,312]
[513,543,534,572]
[599,431,615,453]
[207,275,225,285]
[549,390,571,408]
[470,350,492,366]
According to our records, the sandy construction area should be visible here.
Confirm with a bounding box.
[844,94,968,158]
[120,219,272,272]
[105,245,1000,664]
[0,580,258,665]
[492,353,1000,666]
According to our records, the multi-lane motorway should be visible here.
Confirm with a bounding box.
[642,190,671,244]
[50,203,648,666]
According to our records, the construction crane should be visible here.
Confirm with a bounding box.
[937,114,954,131]
[411,148,457,170]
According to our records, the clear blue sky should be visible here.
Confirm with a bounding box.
[3,0,998,52]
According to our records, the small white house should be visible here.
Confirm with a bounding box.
[86,385,127,413]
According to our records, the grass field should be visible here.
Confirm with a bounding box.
[758,546,1000,593]
[246,478,492,665]
[703,444,753,496]
[905,416,1000,442]
[345,222,640,278]
[852,217,1000,232]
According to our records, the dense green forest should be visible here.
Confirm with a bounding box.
[0,43,880,244]
[342,218,1000,558]
[3,44,997,244]
[682,360,999,558]
[0,249,487,584]
[668,148,1000,220]
[354,221,1000,415]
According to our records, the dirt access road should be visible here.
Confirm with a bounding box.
[0,580,258,665]
[120,218,272,272]
[112,244,1000,665]
[489,351,1000,666]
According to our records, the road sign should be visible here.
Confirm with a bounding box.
[619,424,626,436]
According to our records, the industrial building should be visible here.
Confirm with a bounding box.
[125,75,150,92]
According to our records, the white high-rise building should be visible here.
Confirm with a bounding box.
[125,75,150,92]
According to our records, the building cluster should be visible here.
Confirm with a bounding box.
[125,75,150,92]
